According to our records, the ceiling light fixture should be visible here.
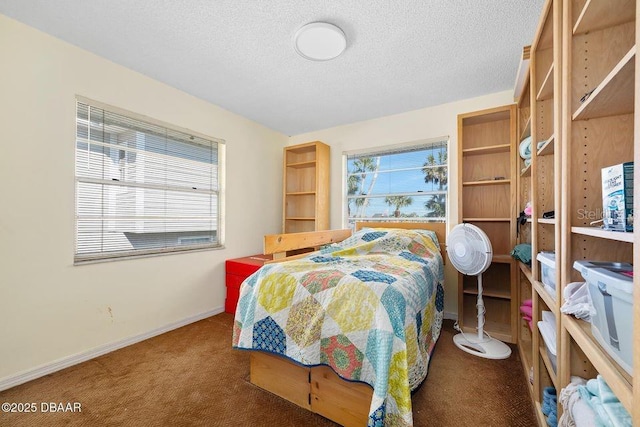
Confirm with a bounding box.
[293,22,346,61]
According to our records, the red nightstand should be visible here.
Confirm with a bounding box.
[225,254,272,314]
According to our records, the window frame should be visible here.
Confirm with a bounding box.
[74,96,225,264]
[342,137,449,228]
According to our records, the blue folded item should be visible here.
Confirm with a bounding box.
[546,411,557,427]
[542,396,557,415]
[596,376,631,427]
[542,387,557,416]
[578,375,632,427]
[519,135,532,159]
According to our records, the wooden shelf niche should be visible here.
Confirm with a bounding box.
[283,141,330,233]
[458,104,518,344]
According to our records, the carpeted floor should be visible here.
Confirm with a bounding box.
[0,314,536,426]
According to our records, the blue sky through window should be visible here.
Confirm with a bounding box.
[346,142,448,221]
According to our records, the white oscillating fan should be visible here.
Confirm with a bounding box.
[447,223,511,359]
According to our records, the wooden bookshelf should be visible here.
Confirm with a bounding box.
[283,141,329,233]
[458,104,517,344]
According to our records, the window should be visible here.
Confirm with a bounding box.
[344,139,448,227]
[75,99,224,263]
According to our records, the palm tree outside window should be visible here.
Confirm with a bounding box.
[344,139,448,228]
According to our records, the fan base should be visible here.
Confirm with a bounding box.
[453,333,512,360]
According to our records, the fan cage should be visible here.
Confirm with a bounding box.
[446,223,492,275]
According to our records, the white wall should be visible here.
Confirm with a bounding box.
[289,91,514,316]
[0,14,287,383]
[0,12,516,385]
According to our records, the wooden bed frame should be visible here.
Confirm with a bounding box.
[249,221,447,427]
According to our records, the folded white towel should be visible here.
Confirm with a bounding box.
[537,320,556,356]
[559,377,596,427]
[572,397,598,427]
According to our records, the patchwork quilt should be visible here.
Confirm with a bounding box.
[232,228,445,427]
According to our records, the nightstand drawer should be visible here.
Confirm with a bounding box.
[225,274,246,314]
[226,273,246,292]
[225,254,272,313]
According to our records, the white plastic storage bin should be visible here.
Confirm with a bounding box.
[537,252,556,297]
[573,261,633,374]
[538,311,557,373]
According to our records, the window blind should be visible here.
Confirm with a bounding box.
[75,101,223,262]
[345,140,448,225]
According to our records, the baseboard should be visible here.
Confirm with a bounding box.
[0,306,224,392]
[443,311,457,321]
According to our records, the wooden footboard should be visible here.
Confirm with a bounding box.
[310,364,373,426]
[250,351,372,427]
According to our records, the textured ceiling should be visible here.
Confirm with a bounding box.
[0,0,545,136]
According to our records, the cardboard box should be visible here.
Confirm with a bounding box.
[601,162,633,232]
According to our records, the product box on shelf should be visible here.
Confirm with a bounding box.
[573,260,634,374]
[536,252,556,298]
[601,162,634,232]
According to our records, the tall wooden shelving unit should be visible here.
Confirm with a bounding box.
[516,0,638,425]
[529,0,564,423]
[283,141,330,233]
[516,48,535,399]
[558,0,637,423]
[457,105,518,344]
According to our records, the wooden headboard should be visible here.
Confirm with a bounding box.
[264,221,446,263]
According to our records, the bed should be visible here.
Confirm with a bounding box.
[232,222,446,427]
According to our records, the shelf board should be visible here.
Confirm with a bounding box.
[461,108,511,125]
[533,280,557,313]
[572,46,635,121]
[533,402,548,427]
[462,143,511,156]
[519,262,533,283]
[520,165,531,177]
[284,217,316,221]
[573,0,636,35]
[518,343,534,396]
[519,116,532,141]
[285,191,316,196]
[463,287,511,300]
[536,63,554,101]
[537,135,555,156]
[519,331,533,369]
[493,254,513,264]
[462,217,511,222]
[286,160,316,169]
[563,315,632,412]
[462,179,511,186]
[571,226,633,243]
[538,218,556,225]
[539,346,558,389]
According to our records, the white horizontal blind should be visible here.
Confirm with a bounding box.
[75,101,222,262]
[345,140,448,226]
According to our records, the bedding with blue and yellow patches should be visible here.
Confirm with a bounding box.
[232,228,445,427]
